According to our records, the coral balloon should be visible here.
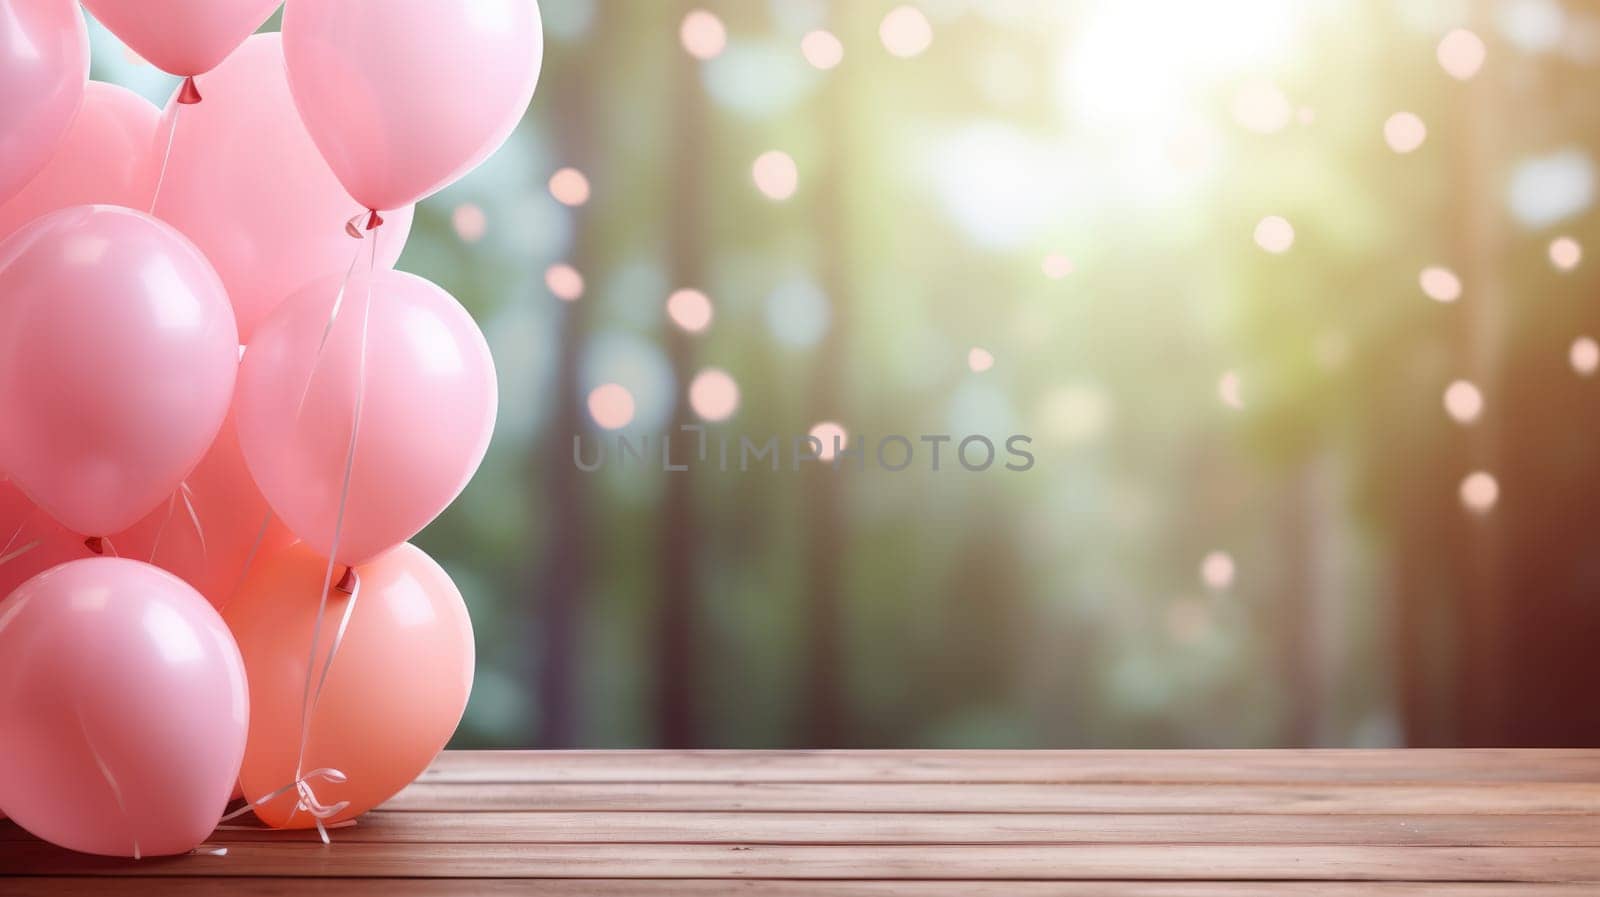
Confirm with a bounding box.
[79,0,280,79]
[113,412,296,608]
[0,0,88,205]
[236,270,497,565]
[0,82,159,241]
[0,206,238,536]
[152,34,414,344]
[0,558,249,857]
[0,480,92,600]
[282,0,543,212]
[228,542,473,828]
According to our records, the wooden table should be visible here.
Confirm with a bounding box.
[5,750,1600,894]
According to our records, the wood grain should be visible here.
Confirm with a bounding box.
[6,750,1600,892]
[10,811,1592,846]
[382,781,1600,814]
[5,881,1598,897]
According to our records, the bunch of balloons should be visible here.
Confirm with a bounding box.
[0,0,541,858]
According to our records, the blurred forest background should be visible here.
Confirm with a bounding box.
[95,0,1600,749]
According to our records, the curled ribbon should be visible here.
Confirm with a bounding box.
[218,767,351,845]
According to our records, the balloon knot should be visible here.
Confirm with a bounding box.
[365,209,384,231]
[334,566,357,595]
[83,536,104,556]
[177,76,203,105]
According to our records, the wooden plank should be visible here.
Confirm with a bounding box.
[381,781,1600,815]
[9,812,1597,847]
[421,750,1600,784]
[6,842,1600,881]
[4,880,1597,897]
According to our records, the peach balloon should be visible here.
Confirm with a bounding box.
[227,542,474,828]
[0,0,87,205]
[0,558,249,857]
[236,269,497,566]
[0,82,159,241]
[151,34,414,343]
[0,206,239,537]
[112,412,296,608]
[79,0,280,78]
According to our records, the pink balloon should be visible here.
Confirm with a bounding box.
[0,206,239,537]
[113,411,297,609]
[0,81,160,242]
[0,0,88,205]
[0,558,248,857]
[237,270,497,565]
[152,34,414,344]
[0,479,92,600]
[282,0,543,212]
[80,0,280,78]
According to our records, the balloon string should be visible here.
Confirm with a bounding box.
[251,220,380,844]
[0,539,39,567]
[179,481,207,560]
[0,505,38,564]
[233,510,275,596]
[146,493,179,563]
[148,104,181,215]
[293,227,368,421]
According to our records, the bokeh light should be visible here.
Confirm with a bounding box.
[1460,471,1499,514]
[1218,371,1244,410]
[1232,80,1291,134]
[880,6,932,58]
[452,203,487,243]
[1443,380,1483,424]
[548,167,591,207]
[968,347,995,373]
[666,288,714,333]
[753,150,799,200]
[801,29,844,70]
[1383,112,1427,154]
[1254,216,1294,253]
[545,263,584,302]
[809,421,848,461]
[1437,28,1486,80]
[587,384,635,430]
[1571,336,1600,376]
[1550,236,1583,271]
[689,368,740,421]
[1200,551,1235,591]
[1419,266,1462,303]
[1042,253,1074,279]
[680,10,727,61]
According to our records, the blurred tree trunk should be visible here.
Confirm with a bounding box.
[657,4,708,749]
[802,59,850,749]
[530,5,607,748]
[1450,6,1510,746]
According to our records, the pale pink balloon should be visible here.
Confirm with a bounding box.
[0,206,239,537]
[282,0,544,211]
[236,269,497,565]
[152,34,414,344]
[113,412,297,609]
[0,558,248,857]
[0,82,160,241]
[0,479,93,600]
[80,0,280,78]
[0,0,88,204]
